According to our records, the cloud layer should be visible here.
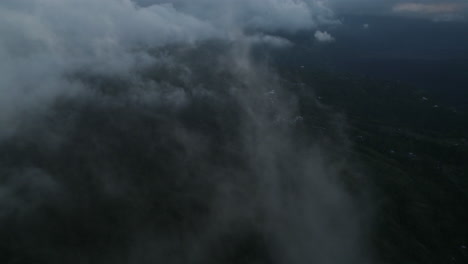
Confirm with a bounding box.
[0,1,370,264]
[0,0,339,138]
[393,3,463,14]
[393,2,467,21]
[314,30,336,42]
[329,0,468,20]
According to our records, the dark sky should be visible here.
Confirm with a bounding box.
[309,1,468,105]
[315,15,468,105]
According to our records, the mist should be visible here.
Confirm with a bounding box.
[0,1,369,263]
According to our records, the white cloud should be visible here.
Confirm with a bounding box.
[0,0,338,138]
[137,0,338,33]
[0,3,372,263]
[314,30,335,42]
[0,0,221,138]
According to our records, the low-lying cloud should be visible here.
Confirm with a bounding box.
[0,1,369,263]
[393,3,463,14]
[315,30,336,42]
[329,0,468,21]
[393,2,467,21]
[0,0,340,138]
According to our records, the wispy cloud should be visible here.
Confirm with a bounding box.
[314,30,335,42]
[393,2,465,14]
[0,1,369,263]
[0,0,338,138]
[392,2,467,21]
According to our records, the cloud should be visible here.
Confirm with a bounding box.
[315,30,335,42]
[0,0,341,139]
[137,0,338,32]
[0,1,369,263]
[248,34,294,48]
[329,0,468,20]
[0,0,219,138]
[432,13,465,22]
[392,2,467,21]
[393,3,464,14]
